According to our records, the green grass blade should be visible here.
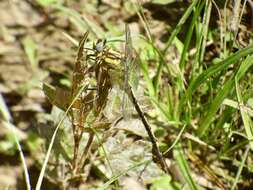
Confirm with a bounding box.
[232,55,253,151]
[93,160,151,190]
[22,36,38,69]
[150,97,181,126]
[192,0,212,73]
[235,80,253,151]
[199,0,212,63]
[222,99,253,117]
[198,55,253,137]
[35,85,88,190]
[197,76,234,136]
[139,58,156,98]
[0,93,12,122]
[164,124,187,155]
[163,0,199,53]
[36,0,58,6]
[0,94,31,190]
[3,121,31,190]
[231,145,250,190]
[90,127,115,176]
[235,56,253,150]
[187,44,253,99]
[153,0,199,97]
[173,144,199,190]
[235,55,253,80]
[52,4,104,38]
[179,1,204,70]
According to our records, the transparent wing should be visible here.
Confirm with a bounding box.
[125,24,139,89]
[121,24,137,118]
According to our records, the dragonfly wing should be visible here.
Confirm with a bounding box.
[125,24,140,88]
[122,24,136,119]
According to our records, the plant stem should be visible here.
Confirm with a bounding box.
[126,86,171,174]
[79,132,95,172]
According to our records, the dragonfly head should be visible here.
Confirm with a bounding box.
[94,39,107,53]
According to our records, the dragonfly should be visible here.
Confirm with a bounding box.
[88,25,170,174]
[86,25,138,119]
[43,26,170,174]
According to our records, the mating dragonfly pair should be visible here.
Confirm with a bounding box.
[43,26,169,173]
[85,26,170,173]
[43,24,169,173]
[68,25,138,171]
[71,25,137,122]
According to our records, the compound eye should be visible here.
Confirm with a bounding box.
[95,39,106,52]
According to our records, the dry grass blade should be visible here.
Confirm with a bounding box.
[70,31,91,172]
